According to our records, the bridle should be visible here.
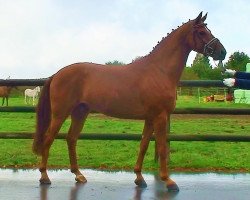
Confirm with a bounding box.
[194,23,219,57]
[203,37,219,57]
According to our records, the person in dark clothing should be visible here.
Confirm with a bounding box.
[223,69,250,89]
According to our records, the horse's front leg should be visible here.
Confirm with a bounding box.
[153,112,179,192]
[134,119,154,188]
[33,96,35,105]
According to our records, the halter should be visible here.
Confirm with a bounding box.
[203,37,219,57]
[194,23,219,57]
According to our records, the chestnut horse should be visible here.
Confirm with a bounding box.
[33,12,226,191]
[0,86,13,106]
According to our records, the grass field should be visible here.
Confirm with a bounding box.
[1,95,250,172]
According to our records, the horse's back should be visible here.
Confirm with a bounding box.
[52,62,136,89]
[24,89,32,95]
[25,88,39,97]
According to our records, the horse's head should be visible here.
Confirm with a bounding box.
[36,86,41,92]
[187,12,226,61]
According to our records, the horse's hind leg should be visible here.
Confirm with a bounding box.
[67,104,89,183]
[134,119,154,188]
[39,117,65,184]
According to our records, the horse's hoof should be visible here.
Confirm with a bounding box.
[75,175,87,184]
[39,178,51,185]
[167,183,179,192]
[134,178,147,188]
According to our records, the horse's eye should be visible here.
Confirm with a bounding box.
[198,31,206,36]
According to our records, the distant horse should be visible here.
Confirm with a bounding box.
[0,86,13,106]
[33,12,226,191]
[24,86,41,105]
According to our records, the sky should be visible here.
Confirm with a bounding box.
[0,0,250,79]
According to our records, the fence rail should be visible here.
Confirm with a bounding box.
[1,106,250,115]
[0,79,225,87]
[1,132,250,142]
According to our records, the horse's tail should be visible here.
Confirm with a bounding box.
[32,77,53,155]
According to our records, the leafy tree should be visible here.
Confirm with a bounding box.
[191,53,212,79]
[224,51,250,71]
[181,67,199,80]
[105,60,126,65]
[206,67,223,80]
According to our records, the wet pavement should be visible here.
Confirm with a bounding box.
[0,169,250,200]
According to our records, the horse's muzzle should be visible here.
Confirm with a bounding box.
[213,46,227,61]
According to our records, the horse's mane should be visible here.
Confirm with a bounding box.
[150,20,193,54]
[130,19,194,64]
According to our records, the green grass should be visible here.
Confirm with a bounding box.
[1,139,250,172]
[1,95,250,172]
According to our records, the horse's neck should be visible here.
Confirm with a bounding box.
[145,25,192,84]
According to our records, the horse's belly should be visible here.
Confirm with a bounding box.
[88,97,146,119]
[102,107,146,119]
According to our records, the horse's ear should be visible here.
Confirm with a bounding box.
[201,13,207,22]
[194,12,203,25]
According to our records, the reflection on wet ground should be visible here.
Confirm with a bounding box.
[0,169,250,200]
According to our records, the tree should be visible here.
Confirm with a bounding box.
[224,51,250,71]
[180,67,199,80]
[105,60,126,65]
[191,53,212,79]
[205,67,223,80]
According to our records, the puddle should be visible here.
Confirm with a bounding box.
[0,169,250,200]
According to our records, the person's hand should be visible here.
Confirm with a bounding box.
[224,69,236,76]
[223,78,235,87]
